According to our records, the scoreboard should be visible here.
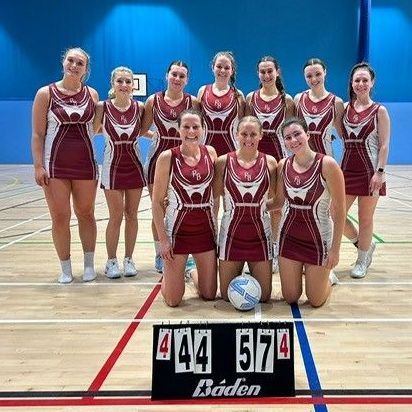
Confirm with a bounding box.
[152,322,294,400]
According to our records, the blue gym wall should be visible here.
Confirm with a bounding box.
[0,0,410,164]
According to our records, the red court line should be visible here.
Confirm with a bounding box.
[1,396,412,407]
[87,279,162,393]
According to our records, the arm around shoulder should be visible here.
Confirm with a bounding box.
[140,94,155,136]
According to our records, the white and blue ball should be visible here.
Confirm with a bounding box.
[228,274,262,311]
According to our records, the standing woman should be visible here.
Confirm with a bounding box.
[295,58,344,157]
[246,56,295,160]
[246,56,295,271]
[152,109,218,307]
[94,67,145,279]
[341,63,390,278]
[198,51,245,157]
[214,116,277,303]
[31,47,99,283]
[268,117,345,307]
[141,61,199,273]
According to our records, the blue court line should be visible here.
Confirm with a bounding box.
[291,303,327,412]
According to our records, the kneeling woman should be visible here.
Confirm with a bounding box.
[214,116,277,302]
[152,109,218,306]
[268,117,345,307]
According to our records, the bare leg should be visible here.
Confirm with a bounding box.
[162,254,187,307]
[43,178,72,261]
[72,180,97,253]
[247,260,273,302]
[192,250,217,300]
[344,194,359,241]
[304,263,331,307]
[218,260,245,301]
[357,196,379,251]
[278,256,304,304]
[124,189,142,258]
[104,189,124,259]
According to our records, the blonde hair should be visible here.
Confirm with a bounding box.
[237,115,262,133]
[62,47,91,82]
[108,66,134,99]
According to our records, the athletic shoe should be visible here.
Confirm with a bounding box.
[58,272,73,284]
[124,257,138,277]
[83,267,97,282]
[155,254,163,273]
[350,258,368,278]
[329,270,339,286]
[105,258,122,279]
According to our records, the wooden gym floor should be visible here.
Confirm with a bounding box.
[0,164,411,411]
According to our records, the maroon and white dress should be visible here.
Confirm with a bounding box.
[341,102,386,196]
[101,100,145,190]
[249,90,287,161]
[218,151,273,261]
[279,153,332,266]
[200,85,239,156]
[165,145,216,254]
[145,92,193,185]
[44,83,97,180]
[296,91,337,156]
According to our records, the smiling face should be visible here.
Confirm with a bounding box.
[282,123,309,153]
[166,65,188,92]
[351,69,374,97]
[112,70,133,97]
[304,64,326,89]
[179,113,203,145]
[62,49,89,81]
[237,119,263,149]
[258,61,278,87]
[213,56,233,83]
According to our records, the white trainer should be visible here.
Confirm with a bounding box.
[58,272,73,284]
[105,258,122,279]
[124,257,138,277]
[350,258,368,279]
[83,267,96,282]
[329,270,339,286]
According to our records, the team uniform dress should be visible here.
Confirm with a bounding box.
[219,152,273,261]
[100,100,145,190]
[44,83,97,180]
[296,91,337,156]
[165,145,216,254]
[341,102,386,196]
[200,85,239,157]
[278,153,332,266]
[145,92,192,185]
[249,90,287,161]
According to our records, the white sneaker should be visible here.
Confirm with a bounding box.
[83,267,96,282]
[58,272,73,284]
[105,258,122,279]
[124,257,138,277]
[350,258,368,278]
[329,270,339,285]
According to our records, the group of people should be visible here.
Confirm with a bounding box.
[31,47,390,308]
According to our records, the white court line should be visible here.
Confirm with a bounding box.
[0,317,412,324]
[0,212,50,234]
[254,303,262,321]
[0,225,52,251]
[0,201,107,250]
